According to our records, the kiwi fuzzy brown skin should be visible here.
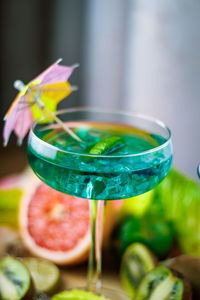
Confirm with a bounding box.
[6,240,30,257]
[167,255,200,300]
[23,278,36,300]
[170,269,192,300]
[33,292,50,300]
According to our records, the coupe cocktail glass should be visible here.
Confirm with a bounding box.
[27,107,173,294]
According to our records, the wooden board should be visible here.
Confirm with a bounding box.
[60,264,122,290]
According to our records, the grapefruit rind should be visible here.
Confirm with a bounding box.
[19,174,90,265]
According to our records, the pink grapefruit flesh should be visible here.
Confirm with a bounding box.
[20,177,91,265]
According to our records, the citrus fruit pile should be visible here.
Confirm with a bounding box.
[0,169,116,265]
[0,170,91,265]
[0,168,199,299]
[0,255,111,300]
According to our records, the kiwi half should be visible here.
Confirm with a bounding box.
[0,256,35,300]
[120,243,157,297]
[135,266,183,300]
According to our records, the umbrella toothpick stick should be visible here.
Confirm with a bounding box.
[14,80,82,143]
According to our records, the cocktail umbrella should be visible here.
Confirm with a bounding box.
[3,58,81,146]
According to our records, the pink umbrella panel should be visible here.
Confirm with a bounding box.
[3,59,78,146]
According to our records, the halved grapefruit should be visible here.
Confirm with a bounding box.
[19,175,91,265]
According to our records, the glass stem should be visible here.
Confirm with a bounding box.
[87,199,106,294]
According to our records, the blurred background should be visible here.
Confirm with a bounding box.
[0,0,199,179]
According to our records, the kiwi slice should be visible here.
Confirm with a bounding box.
[135,266,183,300]
[120,243,157,297]
[0,256,34,300]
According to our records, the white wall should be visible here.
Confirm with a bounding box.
[83,0,127,109]
[124,0,200,179]
[84,0,200,179]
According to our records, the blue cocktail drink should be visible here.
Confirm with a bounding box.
[27,108,173,293]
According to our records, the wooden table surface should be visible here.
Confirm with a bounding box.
[60,257,122,290]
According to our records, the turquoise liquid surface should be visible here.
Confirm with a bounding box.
[27,122,172,200]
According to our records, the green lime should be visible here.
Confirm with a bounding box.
[89,136,125,155]
[0,256,33,300]
[112,215,173,258]
[22,257,60,295]
[119,190,153,217]
[120,243,157,298]
[52,289,108,300]
[135,266,183,300]
[0,211,19,228]
[0,188,22,228]
[0,188,22,210]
